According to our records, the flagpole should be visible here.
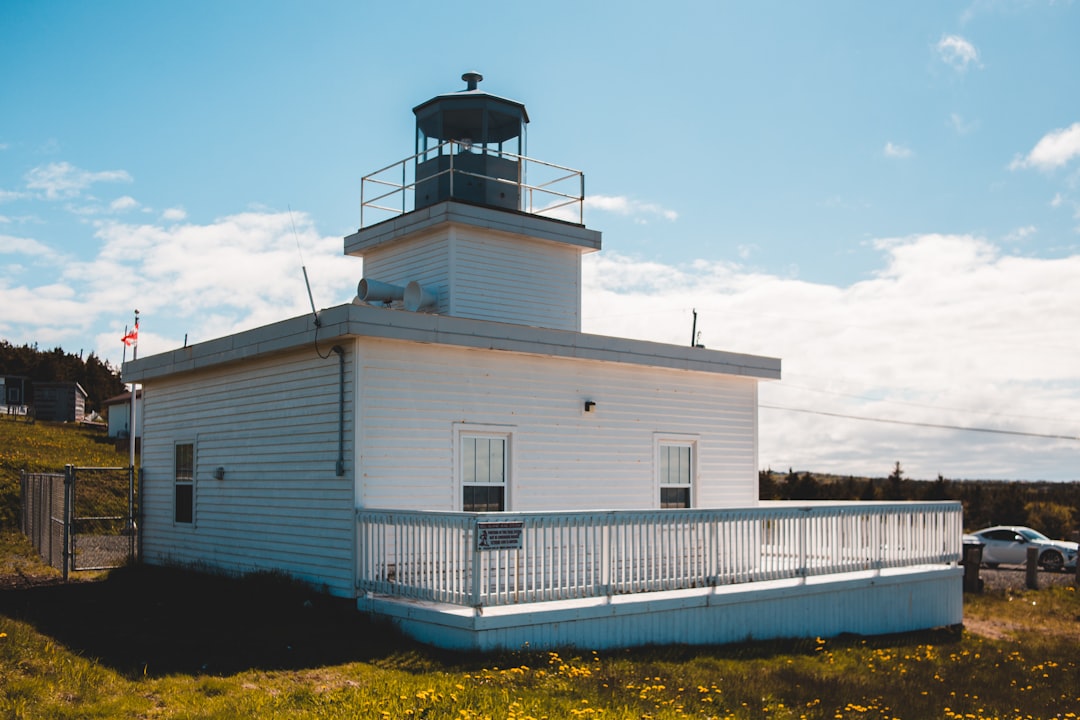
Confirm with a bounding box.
[128,310,139,471]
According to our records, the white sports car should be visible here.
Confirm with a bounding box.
[964,526,1078,572]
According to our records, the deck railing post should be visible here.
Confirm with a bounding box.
[471,518,483,610]
[798,508,809,578]
[602,512,613,597]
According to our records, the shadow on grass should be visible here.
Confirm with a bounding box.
[0,564,423,678]
[0,559,973,681]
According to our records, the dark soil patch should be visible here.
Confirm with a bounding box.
[0,564,415,678]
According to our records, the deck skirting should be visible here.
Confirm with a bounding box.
[358,564,963,651]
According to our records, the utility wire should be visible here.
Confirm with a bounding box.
[773,380,1078,426]
[760,404,1080,442]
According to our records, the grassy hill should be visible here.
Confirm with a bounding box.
[0,415,132,528]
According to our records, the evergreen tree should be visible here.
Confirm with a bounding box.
[0,339,125,412]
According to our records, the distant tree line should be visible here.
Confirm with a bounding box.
[0,340,125,414]
[760,463,1080,538]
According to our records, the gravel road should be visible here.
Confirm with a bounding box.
[974,565,1077,592]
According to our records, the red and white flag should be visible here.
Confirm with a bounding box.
[121,322,139,347]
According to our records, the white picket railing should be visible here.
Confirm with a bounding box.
[360,140,585,228]
[356,501,963,608]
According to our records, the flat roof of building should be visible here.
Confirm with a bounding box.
[123,302,781,383]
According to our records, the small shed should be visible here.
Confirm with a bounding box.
[32,381,88,422]
[1,375,28,409]
[103,389,142,440]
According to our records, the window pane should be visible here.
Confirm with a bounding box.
[475,438,490,483]
[175,443,194,524]
[462,434,507,509]
[463,485,505,512]
[489,439,504,483]
[660,444,691,486]
[661,487,690,509]
[678,446,691,485]
[175,443,193,481]
[463,437,477,483]
[175,484,193,523]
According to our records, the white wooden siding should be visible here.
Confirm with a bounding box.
[449,229,580,330]
[369,566,962,652]
[357,338,758,512]
[361,226,582,331]
[362,232,450,310]
[140,349,355,596]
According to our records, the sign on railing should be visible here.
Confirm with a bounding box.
[477,521,524,551]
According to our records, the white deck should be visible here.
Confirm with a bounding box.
[357,501,964,650]
[360,565,962,651]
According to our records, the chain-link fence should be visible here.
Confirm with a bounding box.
[20,465,137,578]
[19,471,66,570]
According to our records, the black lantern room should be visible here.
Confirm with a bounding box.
[413,72,529,211]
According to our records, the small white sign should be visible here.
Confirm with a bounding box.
[477,521,524,551]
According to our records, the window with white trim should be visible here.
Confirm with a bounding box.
[175,442,194,524]
[657,437,696,509]
[457,426,510,512]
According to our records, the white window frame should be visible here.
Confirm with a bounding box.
[454,423,513,512]
[174,439,196,526]
[654,433,698,509]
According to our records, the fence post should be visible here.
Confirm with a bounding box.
[19,470,26,536]
[127,465,136,563]
[1025,546,1040,590]
[62,464,73,581]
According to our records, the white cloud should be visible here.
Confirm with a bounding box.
[0,210,361,363]
[0,189,28,203]
[1051,193,1064,207]
[937,34,982,73]
[1010,122,1080,171]
[1003,225,1037,243]
[583,235,1080,481]
[883,142,913,159]
[586,194,678,223]
[0,233,60,260]
[109,196,139,212]
[161,207,187,222]
[72,210,358,350]
[948,113,977,135]
[5,208,1080,481]
[24,161,132,200]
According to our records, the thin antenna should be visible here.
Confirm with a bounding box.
[290,205,320,327]
[690,309,697,348]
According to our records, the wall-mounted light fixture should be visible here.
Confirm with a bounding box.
[213,466,226,481]
[584,400,596,413]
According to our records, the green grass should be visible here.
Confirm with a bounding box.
[3,417,1080,718]
[1,538,1078,719]
[0,414,132,528]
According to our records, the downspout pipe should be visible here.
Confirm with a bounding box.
[332,346,345,476]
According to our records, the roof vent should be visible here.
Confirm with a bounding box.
[462,71,483,91]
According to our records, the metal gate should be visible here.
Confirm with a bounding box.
[20,465,137,579]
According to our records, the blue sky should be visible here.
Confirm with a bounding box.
[3,1,1080,481]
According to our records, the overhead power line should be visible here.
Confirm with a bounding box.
[760,404,1080,442]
